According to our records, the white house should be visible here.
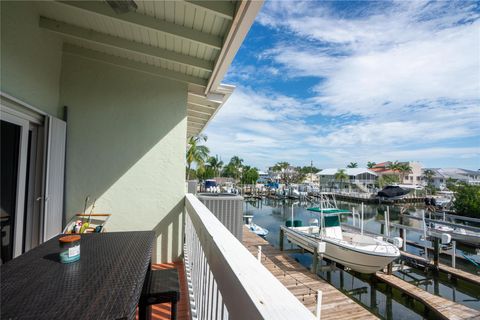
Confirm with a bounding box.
[425,168,480,189]
[316,168,378,190]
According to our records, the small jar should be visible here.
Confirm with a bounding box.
[59,235,81,263]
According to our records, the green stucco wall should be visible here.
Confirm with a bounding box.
[60,54,187,263]
[0,2,63,117]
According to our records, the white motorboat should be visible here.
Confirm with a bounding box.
[288,194,400,274]
[245,217,269,237]
[432,223,480,246]
[247,223,269,237]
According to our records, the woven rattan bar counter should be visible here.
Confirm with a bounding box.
[1,231,155,320]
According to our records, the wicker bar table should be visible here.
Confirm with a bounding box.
[1,231,155,320]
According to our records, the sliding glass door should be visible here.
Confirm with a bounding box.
[0,113,29,263]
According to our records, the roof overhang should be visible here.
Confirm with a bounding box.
[37,0,263,137]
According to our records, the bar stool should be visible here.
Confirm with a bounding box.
[139,268,180,320]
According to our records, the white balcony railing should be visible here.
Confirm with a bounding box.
[184,194,315,320]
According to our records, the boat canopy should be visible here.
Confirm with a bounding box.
[307,207,351,215]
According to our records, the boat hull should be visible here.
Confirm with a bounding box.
[451,232,480,246]
[322,240,398,274]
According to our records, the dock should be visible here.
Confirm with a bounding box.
[242,227,378,320]
[375,272,480,320]
[401,250,480,286]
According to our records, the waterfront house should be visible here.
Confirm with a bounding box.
[371,161,423,186]
[316,168,377,191]
[424,168,480,189]
[1,1,315,318]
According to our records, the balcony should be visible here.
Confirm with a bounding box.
[182,194,315,319]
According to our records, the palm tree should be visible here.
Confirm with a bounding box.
[347,162,358,168]
[207,155,224,178]
[423,169,435,185]
[398,163,412,182]
[186,134,209,180]
[335,169,349,190]
[387,161,411,183]
[367,161,376,169]
[229,156,244,181]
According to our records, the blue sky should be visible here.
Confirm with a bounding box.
[204,0,480,170]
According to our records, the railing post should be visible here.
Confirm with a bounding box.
[316,290,322,320]
[257,246,262,262]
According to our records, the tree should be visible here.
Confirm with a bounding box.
[367,162,376,169]
[423,169,435,185]
[298,166,320,175]
[241,167,259,185]
[398,162,412,182]
[271,162,306,184]
[186,134,209,180]
[377,174,399,188]
[387,160,411,182]
[387,160,401,172]
[446,177,458,190]
[450,183,480,217]
[196,166,214,181]
[221,156,243,181]
[334,169,349,189]
[206,155,224,178]
[347,162,358,168]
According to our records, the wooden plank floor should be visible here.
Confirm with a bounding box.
[401,250,480,286]
[136,262,189,320]
[242,227,378,320]
[375,272,480,320]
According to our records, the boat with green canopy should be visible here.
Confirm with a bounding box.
[287,193,400,274]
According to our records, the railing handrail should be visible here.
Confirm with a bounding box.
[185,194,315,320]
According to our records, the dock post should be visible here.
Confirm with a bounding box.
[387,262,393,275]
[452,240,456,268]
[402,228,407,251]
[258,246,262,262]
[279,228,284,251]
[312,248,318,274]
[361,202,364,235]
[422,210,429,260]
[386,206,390,237]
[433,238,440,267]
[316,290,322,320]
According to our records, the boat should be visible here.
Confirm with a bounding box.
[247,223,269,237]
[431,223,480,246]
[245,216,269,237]
[287,194,400,274]
[377,185,409,198]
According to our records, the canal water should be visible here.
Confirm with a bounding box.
[244,198,480,320]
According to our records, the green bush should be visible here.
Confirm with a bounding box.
[451,183,480,217]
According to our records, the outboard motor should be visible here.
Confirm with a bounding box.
[391,237,403,248]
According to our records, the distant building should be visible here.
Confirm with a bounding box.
[316,168,377,190]
[424,168,480,189]
[371,161,423,185]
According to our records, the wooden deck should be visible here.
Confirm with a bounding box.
[242,227,378,320]
[401,250,480,286]
[136,262,189,320]
[375,272,480,320]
